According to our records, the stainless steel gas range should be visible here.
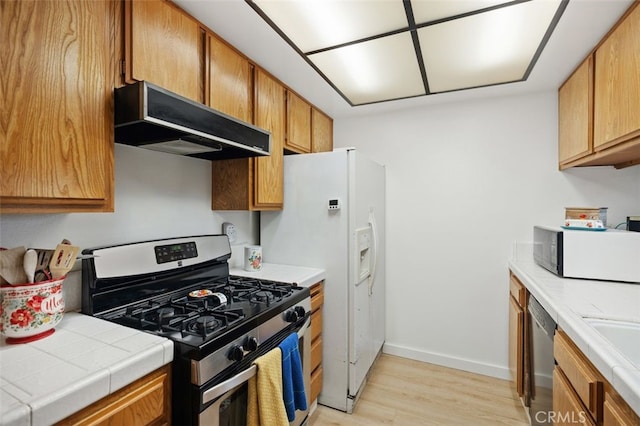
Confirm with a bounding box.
[81,235,311,426]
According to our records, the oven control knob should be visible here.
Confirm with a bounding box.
[228,345,244,361]
[244,337,258,352]
[294,306,306,318]
[284,309,298,323]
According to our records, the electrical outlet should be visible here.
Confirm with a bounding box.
[222,222,238,243]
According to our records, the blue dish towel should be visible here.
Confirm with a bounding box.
[279,333,307,421]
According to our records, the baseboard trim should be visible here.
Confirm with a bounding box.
[382,342,512,381]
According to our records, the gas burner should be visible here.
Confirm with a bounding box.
[192,315,223,334]
[251,290,275,304]
[157,307,176,318]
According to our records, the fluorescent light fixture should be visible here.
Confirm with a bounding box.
[247,0,568,106]
[308,32,425,105]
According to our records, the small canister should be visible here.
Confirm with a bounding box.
[244,245,262,272]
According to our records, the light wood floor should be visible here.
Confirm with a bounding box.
[309,354,529,425]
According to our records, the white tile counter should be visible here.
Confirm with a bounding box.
[0,312,173,426]
[509,243,640,416]
[230,263,325,288]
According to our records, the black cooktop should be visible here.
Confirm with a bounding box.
[103,276,308,351]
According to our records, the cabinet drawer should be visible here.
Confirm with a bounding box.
[553,368,596,426]
[310,282,324,312]
[311,336,322,372]
[310,365,323,403]
[554,330,603,421]
[311,309,322,342]
[509,273,527,307]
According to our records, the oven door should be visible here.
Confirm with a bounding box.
[199,315,311,426]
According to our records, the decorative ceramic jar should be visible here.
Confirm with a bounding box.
[0,276,65,344]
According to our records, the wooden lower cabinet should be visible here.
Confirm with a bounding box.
[554,330,603,423]
[56,365,171,426]
[309,281,324,403]
[553,368,596,426]
[554,329,640,426]
[508,272,528,402]
[604,391,640,426]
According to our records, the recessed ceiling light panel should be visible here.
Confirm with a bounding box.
[308,32,425,105]
[419,0,562,93]
[412,0,514,23]
[251,0,408,52]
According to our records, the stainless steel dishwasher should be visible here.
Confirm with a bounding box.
[528,295,557,425]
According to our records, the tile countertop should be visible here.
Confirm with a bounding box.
[0,312,173,426]
[509,243,640,417]
[230,263,326,288]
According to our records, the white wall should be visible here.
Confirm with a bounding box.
[334,91,640,379]
[0,144,259,308]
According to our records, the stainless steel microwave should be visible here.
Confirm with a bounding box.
[533,226,640,283]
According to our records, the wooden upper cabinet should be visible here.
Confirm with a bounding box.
[286,91,312,153]
[1,0,115,213]
[594,3,640,150]
[124,0,201,102]
[312,108,334,153]
[254,69,285,209]
[208,40,284,211]
[558,56,593,166]
[206,34,252,122]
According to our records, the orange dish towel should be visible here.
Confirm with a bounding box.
[247,348,289,426]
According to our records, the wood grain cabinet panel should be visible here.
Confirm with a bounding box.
[1,0,115,213]
[553,368,596,426]
[603,391,640,426]
[509,295,525,397]
[558,56,593,166]
[286,91,312,154]
[508,272,527,402]
[56,365,171,426]
[594,3,640,150]
[253,68,285,209]
[554,330,603,422]
[309,281,324,403]
[207,34,284,211]
[125,0,201,102]
[558,2,640,169]
[312,108,334,153]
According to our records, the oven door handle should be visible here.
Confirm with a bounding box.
[202,315,310,405]
[297,315,311,339]
[202,364,257,405]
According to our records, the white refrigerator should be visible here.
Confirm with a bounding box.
[260,148,385,413]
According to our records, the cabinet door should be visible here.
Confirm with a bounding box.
[208,34,254,210]
[594,4,640,149]
[553,368,596,426]
[558,56,593,165]
[286,91,312,153]
[312,108,334,153]
[1,0,114,213]
[125,0,201,101]
[603,391,640,426]
[509,296,525,397]
[56,365,170,426]
[207,34,252,122]
[253,69,284,209]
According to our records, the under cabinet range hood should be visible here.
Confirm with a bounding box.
[114,81,270,160]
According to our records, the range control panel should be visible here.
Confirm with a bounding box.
[154,241,198,264]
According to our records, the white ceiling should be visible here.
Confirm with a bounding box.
[173,0,633,119]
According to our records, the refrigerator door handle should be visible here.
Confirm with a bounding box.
[368,208,378,295]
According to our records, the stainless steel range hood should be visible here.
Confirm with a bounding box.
[114,81,270,160]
